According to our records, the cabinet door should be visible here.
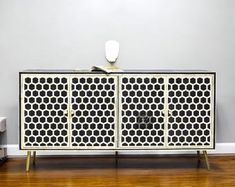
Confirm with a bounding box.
[119,75,166,149]
[167,74,215,149]
[71,75,117,149]
[20,74,69,149]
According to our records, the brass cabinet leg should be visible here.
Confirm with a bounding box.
[26,151,31,172]
[33,151,36,165]
[203,150,210,170]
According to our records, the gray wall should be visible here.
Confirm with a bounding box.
[0,0,234,144]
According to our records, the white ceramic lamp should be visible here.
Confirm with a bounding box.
[105,40,119,64]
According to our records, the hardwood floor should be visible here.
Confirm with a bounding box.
[0,155,235,187]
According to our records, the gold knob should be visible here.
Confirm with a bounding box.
[168,110,172,116]
[64,109,68,116]
[71,110,75,116]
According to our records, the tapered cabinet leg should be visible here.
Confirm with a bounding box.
[26,151,31,172]
[33,151,36,165]
[196,150,201,168]
[197,151,201,161]
[203,150,210,170]
[115,151,118,166]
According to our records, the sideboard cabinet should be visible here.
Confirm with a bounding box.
[19,70,215,171]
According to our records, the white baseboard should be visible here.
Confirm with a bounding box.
[2,143,235,157]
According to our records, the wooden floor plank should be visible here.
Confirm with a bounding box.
[0,155,235,187]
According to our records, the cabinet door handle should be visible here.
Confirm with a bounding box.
[162,110,172,117]
[162,109,168,116]
[168,110,172,117]
[71,110,75,116]
[64,109,68,116]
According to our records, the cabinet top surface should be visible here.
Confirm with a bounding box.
[20,69,215,74]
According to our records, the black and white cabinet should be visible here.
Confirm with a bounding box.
[19,70,215,170]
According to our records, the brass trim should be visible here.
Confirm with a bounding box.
[26,151,31,172]
[203,150,210,170]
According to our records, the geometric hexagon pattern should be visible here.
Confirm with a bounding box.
[120,76,165,148]
[167,75,213,147]
[20,73,215,150]
[71,76,117,148]
[22,75,69,148]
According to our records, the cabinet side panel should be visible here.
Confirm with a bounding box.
[19,73,23,149]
